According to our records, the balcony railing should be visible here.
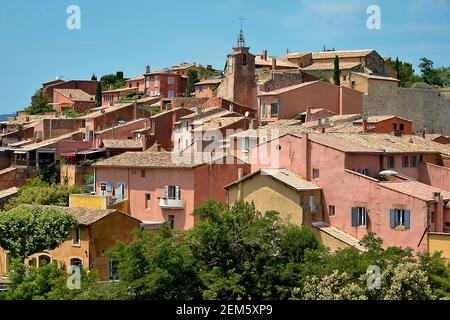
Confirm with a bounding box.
[158,197,184,209]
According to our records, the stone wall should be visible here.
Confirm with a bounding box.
[363,81,450,135]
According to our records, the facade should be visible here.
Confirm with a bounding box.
[0,205,141,281]
[53,89,95,113]
[257,81,363,121]
[194,78,222,98]
[93,152,250,230]
[144,70,187,99]
[102,87,139,106]
[225,168,323,226]
[125,76,146,92]
[246,132,450,252]
[43,80,98,103]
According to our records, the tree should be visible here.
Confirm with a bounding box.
[95,82,102,107]
[91,73,97,81]
[24,89,54,115]
[4,177,84,210]
[0,206,77,259]
[388,58,422,87]
[394,57,400,82]
[419,57,440,86]
[116,71,124,81]
[333,55,340,86]
[185,69,198,97]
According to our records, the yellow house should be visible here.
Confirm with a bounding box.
[0,205,144,281]
[225,168,323,226]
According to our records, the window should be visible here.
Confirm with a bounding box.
[242,54,247,66]
[329,205,336,216]
[131,169,137,175]
[410,156,418,168]
[146,77,150,88]
[402,156,409,168]
[168,90,175,98]
[351,81,356,89]
[154,76,159,88]
[38,255,51,267]
[390,208,410,229]
[168,215,175,229]
[445,222,450,229]
[100,182,107,196]
[351,207,367,227]
[343,75,347,81]
[241,137,250,151]
[70,258,82,268]
[28,258,37,267]
[312,169,320,179]
[309,195,316,213]
[270,103,279,116]
[164,185,181,200]
[168,77,174,85]
[261,103,267,117]
[392,123,397,130]
[108,259,120,280]
[388,156,395,169]
[399,123,405,131]
[145,193,151,201]
[198,85,204,93]
[72,228,81,246]
[141,170,146,178]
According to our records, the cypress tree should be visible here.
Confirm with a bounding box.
[95,82,102,107]
[333,55,340,86]
[91,73,97,81]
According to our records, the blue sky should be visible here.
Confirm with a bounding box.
[0,0,449,114]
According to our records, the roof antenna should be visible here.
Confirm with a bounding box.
[237,17,246,47]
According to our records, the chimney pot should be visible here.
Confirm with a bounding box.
[272,58,277,71]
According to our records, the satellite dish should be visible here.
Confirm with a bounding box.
[244,111,249,118]
[379,170,399,176]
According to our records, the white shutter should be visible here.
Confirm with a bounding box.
[175,186,180,199]
[163,186,169,199]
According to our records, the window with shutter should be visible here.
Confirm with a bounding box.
[163,186,169,199]
[351,207,357,227]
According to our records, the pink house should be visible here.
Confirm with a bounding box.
[247,132,450,252]
[257,81,363,121]
[93,152,250,229]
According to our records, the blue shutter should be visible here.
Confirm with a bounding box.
[351,207,357,227]
[390,209,395,228]
[405,209,411,229]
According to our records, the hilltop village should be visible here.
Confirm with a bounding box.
[1,30,450,282]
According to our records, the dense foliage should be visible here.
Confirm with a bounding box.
[24,89,54,115]
[1,201,449,300]
[4,177,84,210]
[0,206,77,259]
[333,55,340,86]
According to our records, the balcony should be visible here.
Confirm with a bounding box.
[158,197,185,209]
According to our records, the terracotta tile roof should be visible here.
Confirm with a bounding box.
[193,116,244,131]
[94,151,202,168]
[379,181,450,201]
[258,81,320,96]
[126,76,145,81]
[351,72,399,82]
[195,78,223,86]
[309,133,450,155]
[285,52,311,59]
[0,167,16,175]
[54,89,94,102]
[353,115,411,124]
[311,49,374,60]
[102,87,138,94]
[302,62,362,71]
[102,139,143,149]
[11,131,83,152]
[255,56,298,68]
[95,118,148,134]
[80,103,134,119]
[17,204,117,226]
[312,222,367,252]
[0,187,17,199]
[224,168,321,191]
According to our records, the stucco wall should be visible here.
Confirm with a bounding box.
[419,163,450,192]
[364,84,450,135]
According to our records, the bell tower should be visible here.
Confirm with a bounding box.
[216,18,257,108]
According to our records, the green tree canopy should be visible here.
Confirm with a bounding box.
[91,73,97,81]
[0,206,77,259]
[24,89,54,115]
[185,69,198,97]
[333,55,341,86]
[95,82,102,107]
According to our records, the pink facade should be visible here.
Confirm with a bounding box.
[420,163,450,192]
[94,156,250,229]
[257,81,363,121]
[94,119,149,148]
[248,133,450,252]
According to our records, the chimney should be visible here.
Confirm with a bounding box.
[145,65,151,73]
[305,107,312,122]
[262,50,268,61]
[362,118,368,134]
[272,58,277,71]
[109,84,113,90]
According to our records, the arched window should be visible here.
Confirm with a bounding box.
[70,258,83,268]
[38,255,51,267]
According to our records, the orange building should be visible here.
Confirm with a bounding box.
[194,78,222,98]
[53,89,95,113]
[0,205,142,281]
